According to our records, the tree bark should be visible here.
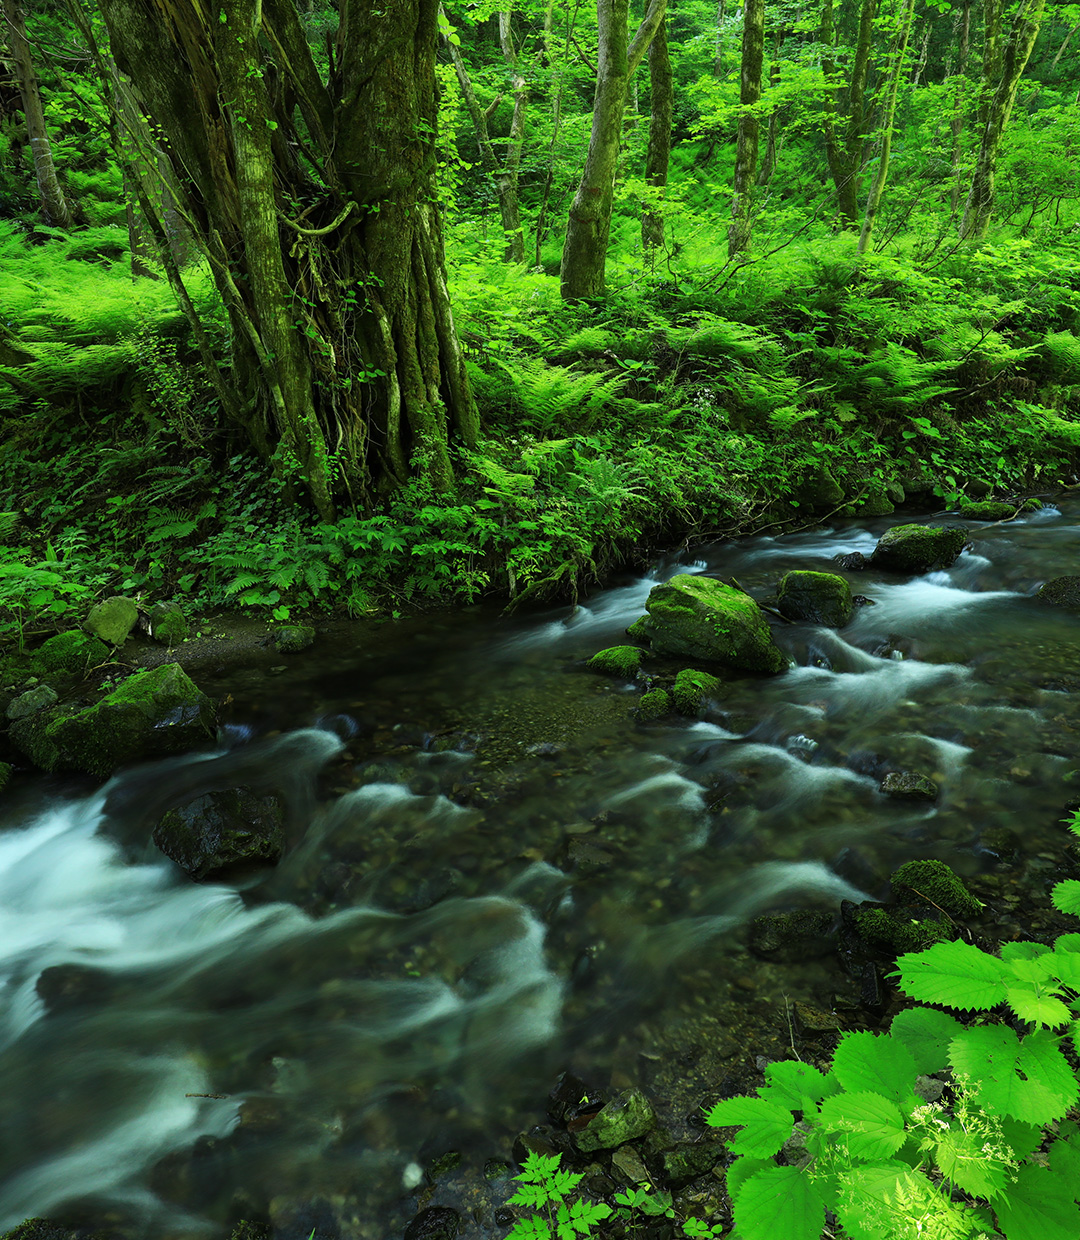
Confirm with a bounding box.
[960,0,1047,240]
[727,0,764,257]
[641,10,671,255]
[949,0,973,219]
[821,0,877,229]
[2,0,72,227]
[560,0,666,301]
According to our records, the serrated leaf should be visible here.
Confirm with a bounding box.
[951,1026,1078,1125]
[817,1090,907,1161]
[1055,933,1080,953]
[995,1163,1080,1240]
[1052,880,1080,917]
[932,1119,1009,1200]
[1048,1131,1080,1199]
[1006,987,1073,1028]
[724,1155,771,1203]
[732,1165,824,1240]
[1001,1117,1044,1161]
[889,1007,962,1074]
[506,1215,549,1240]
[761,1060,833,1110]
[1008,955,1060,984]
[1002,941,1052,961]
[1052,945,1080,990]
[705,1095,793,1157]
[896,940,1008,1011]
[831,1031,917,1104]
[832,1161,932,1240]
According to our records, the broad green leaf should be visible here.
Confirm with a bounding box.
[1052,880,1080,917]
[1048,1130,1080,1200]
[1007,955,1060,984]
[951,1026,1078,1125]
[889,1006,962,1074]
[724,1155,771,1204]
[1055,933,1080,953]
[732,1165,824,1240]
[1051,946,1080,990]
[896,940,1007,1011]
[1006,987,1073,1028]
[931,1119,1009,1201]
[832,1161,934,1240]
[705,1095,793,1157]
[831,1031,917,1104]
[995,1164,1080,1240]
[1001,941,1051,961]
[1001,1118,1043,1161]
[761,1060,833,1110]
[817,1090,907,1161]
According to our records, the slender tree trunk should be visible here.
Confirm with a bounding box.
[756,32,782,188]
[910,19,931,86]
[858,0,916,255]
[713,0,726,75]
[727,0,764,257]
[641,11,671,255]
[821,0,876,229]
[2,0,71,226]
[960,0,1047,240]
[949,0,973,219]
[560,0,666,300]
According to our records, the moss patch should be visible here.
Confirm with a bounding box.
[635,688,672,721]
[626,615,651,642]
[672,668,721,715]
[852,905,955,954]
[776,571,853,627]
[588,645,642,678]
[643,575,786,672]
[34,629,109,675]
[871,524,969,574]
[959,500,1016,522]
[891,859,983,919]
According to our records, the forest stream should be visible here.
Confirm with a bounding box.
[3,502,1080,1239]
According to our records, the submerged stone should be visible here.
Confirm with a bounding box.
[880,771,938,801]
[642,575,786,673]
[890,859,983,919]
[85,595,139,645]
[871,524,968,574]
[671,668,721,715]
[574,1088,656,1152]
[34,630,108,674]
[403,1206,461,1240]
[1037,576,1080,607]
[588,645,642,678]
[153,786,286,881]
[777,570,853,627]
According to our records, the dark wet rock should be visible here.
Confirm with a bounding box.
[85,595,139,645]
[852,594,875,607]
[777,571,853,628]
[642,576,786,673]
[792,1002,841,1035]
[6,685,58,721]
[653,1139,722,1185]
[548,1072,605,1126]
[849,904,955,954]
[567,839,614,870]
[10,664,215,778]
[33,630,108,675]
[959,500,1015,522]
[834,552,868,571]
[153,786,285,881]
[588,646,642,678]
[1037,576,1080,607]
[483,1159,514,1182]
[273,625,315,653]
[635,688,672,721]
[611,1144,650,1183]
[402,1206,460,1240]
[880,771,938,801]
[513,1125,571,1162]
[148,601,190,646]
[573,1088,656,1152]
[977,826,1021,864]
[871,524,968,574]
[749,909,835,962]
[672,669,721,716]
[891,859,983,918]
[36,964,114,1012]
[269,1196,343,1240]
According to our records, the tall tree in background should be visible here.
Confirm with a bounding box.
[821,0,876,229]
[960,0,1048,239]
[641,9,671,254]
[2,0,72,226]
[727,0,764,257]
[560,0,666,300]
[94,0,477,516]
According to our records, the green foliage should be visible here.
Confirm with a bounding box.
[505,1151,612,1240]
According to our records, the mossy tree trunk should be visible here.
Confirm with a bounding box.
[95,0,477,515]
[2,0,72,227]
[821,0,876,229]
[641,11,671,256]
[727,0,764,258]
[960,0,1047,240]
[560,0,666,301]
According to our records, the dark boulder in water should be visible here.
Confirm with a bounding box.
[777,570,854,627]
[153,786,285,881]
[870,524,968,574]
[1037,576,1080,607]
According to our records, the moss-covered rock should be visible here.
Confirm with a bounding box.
[1037,576,1080,607]
[625,615,651,642]
[851,905,955,954]
[798,464,845,511]
[777,570,853,627]
[749,909,836,962]
[9,663,215,778]
[890,859,983,919]
[672,668,721,715]
[574,1088,656,1152]
[635,688,671,721]
[642,575,786,673]
[6,684,58,721]
[959,500,1015,522]
[148,601,190,646]
[153,787,285,881]
[860,483,894,517]
[273,624,316,653]
[880,771,938,801]
[34,629,109,675]
[85,595,139,645]
[588,645,642,678]
[870,524,968,574]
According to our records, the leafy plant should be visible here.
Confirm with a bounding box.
[506,1150,612,1239]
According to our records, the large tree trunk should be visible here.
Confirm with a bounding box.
[727,0,764,258]
[960,0,1047,240]
[95,0,476,513]
[560,0,666,301]
[641,11,671,256]
[821,0,876,230]
[949,0,973,220]
[2,0,72,227]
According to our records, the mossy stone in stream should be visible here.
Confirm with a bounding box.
[34,630,108,674]
[153,786,285,881]
[890,859,983,919]
[573,1088,656,1152]
[626,615,651,642]
[871,524,969,574]
[798,464,845,510]
[84,595,138,645]
[0,1222,80,1240]
[749,909,836,962]
[635,688,671,721]
[777,570,853,627]
[880,771,938,801]
[588,645,642,678]
[642,575,786,672]
[959,500,1015,522]
[851,905,955,954]
[273,624,315,653]
[672,668,721,715]
[1037,576,1080,608]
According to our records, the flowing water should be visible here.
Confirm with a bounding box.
[4,501,1080,1238]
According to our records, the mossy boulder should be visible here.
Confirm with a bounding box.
[153,786,285,881]
[1037,577,1080,607]
[34,630,109,675]
[859,483,894,517]
[642,575,786,673]
[273,624,316,653]
[851,905,955,954]
[148,601,190,646]
[798,464,845,511]
[9,663,215,778]
[6,685,58,721]
[635,688,671,721]
[588,645,642,678]
[777,571,853,628]
[672,668,721,715]
[890,859,983,919]
[959,500,1015,522]
[870,524,968,574]
[574,1088,656,1152]
[626,615,651,642]
[880,771,938,801]
[85,595,139,645]
[749,909,836,962]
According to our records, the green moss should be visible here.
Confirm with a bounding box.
[859,483,894,517]
[958,500,1015,521]
[273,624,315,653]
[776,571,853,627]
[0,761,10,791]
[672,668,721,715]
[148,601,190,645]
[626,615,651,642]
[34,630,109,675]
[852,906,955,954]
[890,859,983,919]
[871,524,969,573]
[588,645,642,678]
[644,575,786,672]
[635,688,671,721]
[84,595,138,645]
